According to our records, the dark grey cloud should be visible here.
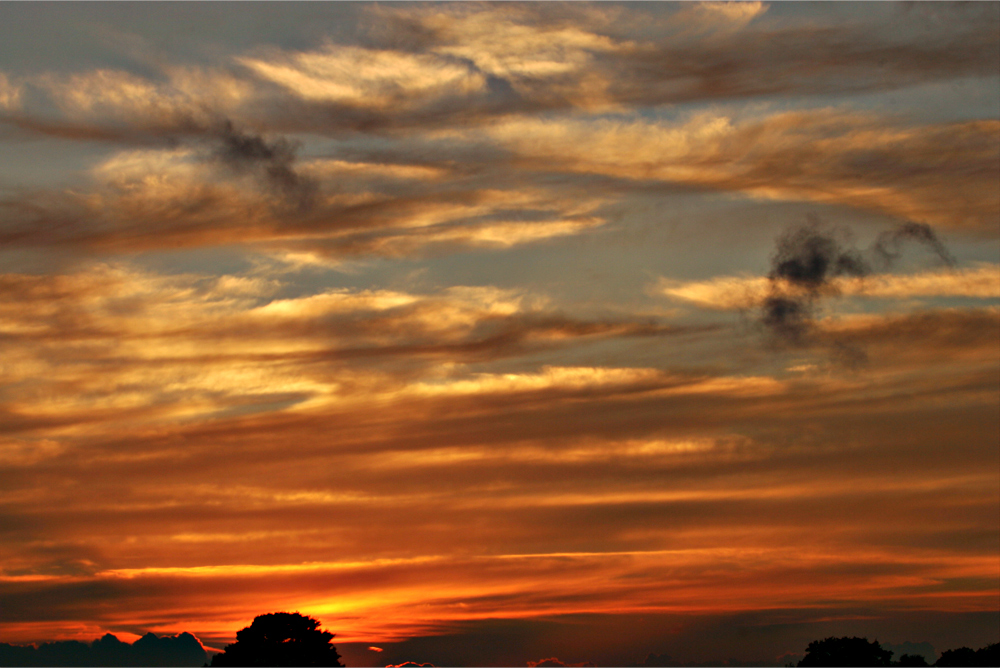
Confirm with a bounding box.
[212,120,317,210]
[873,222,956,269]
[760,221,870,346]
[759,218,955,349]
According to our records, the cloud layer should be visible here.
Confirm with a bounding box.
[0,3,997,666]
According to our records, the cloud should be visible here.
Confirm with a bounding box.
[0,145,612,258]
[366,2,996,116]
[211,120,317,210]
[0,4,996,659]
[0,66,249,142]
[303,611,998,668]
[759,222,872,346]
[655,264,999,310]
[0,263,707,441]
[3,3,994,143]
[10,105,994,265]
[873,222,955,268]
[2,346,996,647]
[603,8,998,106]
[656,226,992,366]
[3,21,995,267]
[816,307,1000,369]
[487,112,1000,231]
[0,72,21,110]
[237,45,483,107]
[756,220,955,348]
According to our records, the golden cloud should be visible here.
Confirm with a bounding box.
[489,112,1000,230]
[656,264,1000,310]
[238,46,484,107]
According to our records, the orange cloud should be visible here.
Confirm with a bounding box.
[655,264,1000,310]
[0,4,996,658]
[489,112,1000,230]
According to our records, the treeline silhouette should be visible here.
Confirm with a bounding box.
[2,613,997,667]
[206,614,998,667]
[0,632,207,666]
[795,636,999,667]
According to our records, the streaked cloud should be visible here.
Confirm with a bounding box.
[655,264,1000,310]
[238,46,484,107]
[489,112,1000,230]
[0,3,996,664]
[0,72,20,110]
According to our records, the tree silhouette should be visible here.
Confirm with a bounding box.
[896,654,928,667]
[211,612,343,667]
[935,643,999,667]
[797,636,893,667]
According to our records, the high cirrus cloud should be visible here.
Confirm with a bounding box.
[0,144,613,257]
[0,263,703,438]
[487,112,1000,231]
[2,4,996,139]
[4,107,993,263]
[0,3,994,266]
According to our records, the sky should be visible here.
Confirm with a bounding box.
[0,2,998,666]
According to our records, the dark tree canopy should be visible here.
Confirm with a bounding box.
[935,643,999,667]
[210,612,343,667]
[798,636,893,667]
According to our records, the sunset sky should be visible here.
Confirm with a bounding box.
[0,2,998,666]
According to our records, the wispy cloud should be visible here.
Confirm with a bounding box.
[656,264,999,310]
[0,3,996,660]
[488,112,1000,230]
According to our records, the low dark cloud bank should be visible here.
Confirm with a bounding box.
[0,632,207,667]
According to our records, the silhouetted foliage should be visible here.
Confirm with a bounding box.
[934,643,998,667]
[935,647,977,667]
[210,612,343,667]
[797,637,893,667]
[896,654,929,666]
[0,632,206,666]
[526,659,595,667]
